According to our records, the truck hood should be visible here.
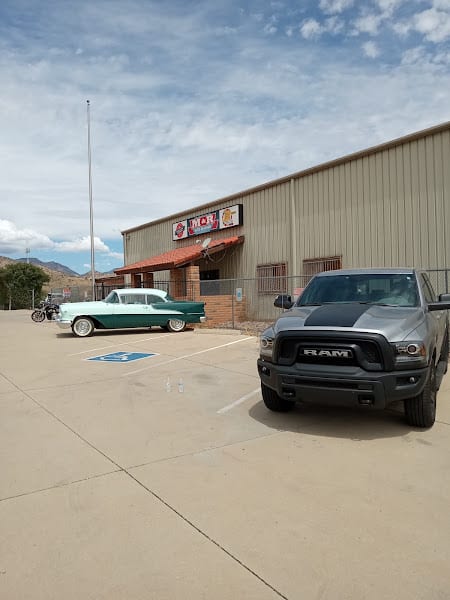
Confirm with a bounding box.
[273,303,425,342]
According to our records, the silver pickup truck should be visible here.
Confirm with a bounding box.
[257,268,450,428]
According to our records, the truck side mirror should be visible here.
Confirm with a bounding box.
[428,293,450,311]
[274,294,293,309]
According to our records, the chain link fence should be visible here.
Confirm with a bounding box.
[91,270,450,329]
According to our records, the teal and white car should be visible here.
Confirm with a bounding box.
[56,288,206,337]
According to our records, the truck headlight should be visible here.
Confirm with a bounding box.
[392,342,427,367]
[260,336,274,360]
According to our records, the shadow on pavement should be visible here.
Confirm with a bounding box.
[55,327,196,338]
[248,399,413,441]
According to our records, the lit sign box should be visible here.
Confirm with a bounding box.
[172,204,243,240]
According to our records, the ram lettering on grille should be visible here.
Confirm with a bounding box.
[302,349,353,358]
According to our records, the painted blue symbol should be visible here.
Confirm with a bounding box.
[87,351,156,363]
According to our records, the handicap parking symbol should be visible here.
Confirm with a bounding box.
[87,351,157,363]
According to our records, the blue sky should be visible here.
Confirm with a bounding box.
[1,0,450,274]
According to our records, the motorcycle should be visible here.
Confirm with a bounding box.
[31,301,60,323]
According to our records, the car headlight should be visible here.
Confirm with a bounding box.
[260,335,274,360]
[391,341,427,367]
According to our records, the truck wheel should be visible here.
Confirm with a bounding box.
[439,327,449,374]
[261,383,295,412]
[404,362,437,428]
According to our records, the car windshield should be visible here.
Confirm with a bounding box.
[298,273,419,307]
[104,291,120,304]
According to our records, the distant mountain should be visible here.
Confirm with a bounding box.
[81,268,117,277]
[15,257,81,277]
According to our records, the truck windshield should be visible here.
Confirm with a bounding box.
[298,274,419,307]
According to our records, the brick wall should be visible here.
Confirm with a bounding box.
[200,295,247,327]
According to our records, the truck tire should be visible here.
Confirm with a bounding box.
[404,362,437,428]
[261,383,295,412]
[439,327,449,374]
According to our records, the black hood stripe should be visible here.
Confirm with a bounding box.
[304,303,370,327]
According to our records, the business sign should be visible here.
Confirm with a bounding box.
[172,204,243,240]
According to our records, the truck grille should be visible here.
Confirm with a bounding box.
[278,334,387,371]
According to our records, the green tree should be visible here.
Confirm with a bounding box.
[0,263,50,309]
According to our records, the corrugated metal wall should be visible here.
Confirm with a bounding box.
[123,124,450,278]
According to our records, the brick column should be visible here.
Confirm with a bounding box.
[169,269,185,298]
[142,272,154,288]
[184,265,200,300]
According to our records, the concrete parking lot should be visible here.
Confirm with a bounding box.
[1,310,450,599]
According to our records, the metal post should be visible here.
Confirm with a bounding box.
[86,100,95,301]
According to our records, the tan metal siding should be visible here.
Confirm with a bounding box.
[122,125,450,276]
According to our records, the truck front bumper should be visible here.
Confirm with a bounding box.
[257,360,429,409]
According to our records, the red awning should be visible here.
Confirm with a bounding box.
[115,235,244,275]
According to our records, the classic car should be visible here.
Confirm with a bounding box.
[56,288,206,337]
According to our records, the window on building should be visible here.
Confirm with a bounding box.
[200,269,220,295]
[303,256,342,279]
[257,263,288,294]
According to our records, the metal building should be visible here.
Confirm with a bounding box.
[115,121,450,323]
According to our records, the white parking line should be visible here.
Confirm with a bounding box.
[68,334,168,356]
[217,388,261,414]
[123,336,253,376]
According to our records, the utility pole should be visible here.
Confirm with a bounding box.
[86,100,96,301]
[25,247,30,263]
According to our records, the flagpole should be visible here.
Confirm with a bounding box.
[86,100,95,300]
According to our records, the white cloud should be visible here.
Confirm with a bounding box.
[353,13,383,35]
[319,0,354,14]
[300,18,324,39]
[263,23,278,35]
[375,0,405,14]
[299,15,345,38]
[362,41,381,57]
[325,16,345,34]
[401,46,428,65]
[55,237,111,253]
[391,20,412,36]
[0,220,54,254]
[0,220,120,258]
[413,8,450,42]
[433,0,450,9]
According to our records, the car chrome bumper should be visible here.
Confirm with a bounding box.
[200,316,207,323]
[55,319,72,330]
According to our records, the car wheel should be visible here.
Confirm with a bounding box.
[166,319,186,333]
[72,317,95,337]
[31,310,45,323]
[261,383,295,412]
[404,361,437,428]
